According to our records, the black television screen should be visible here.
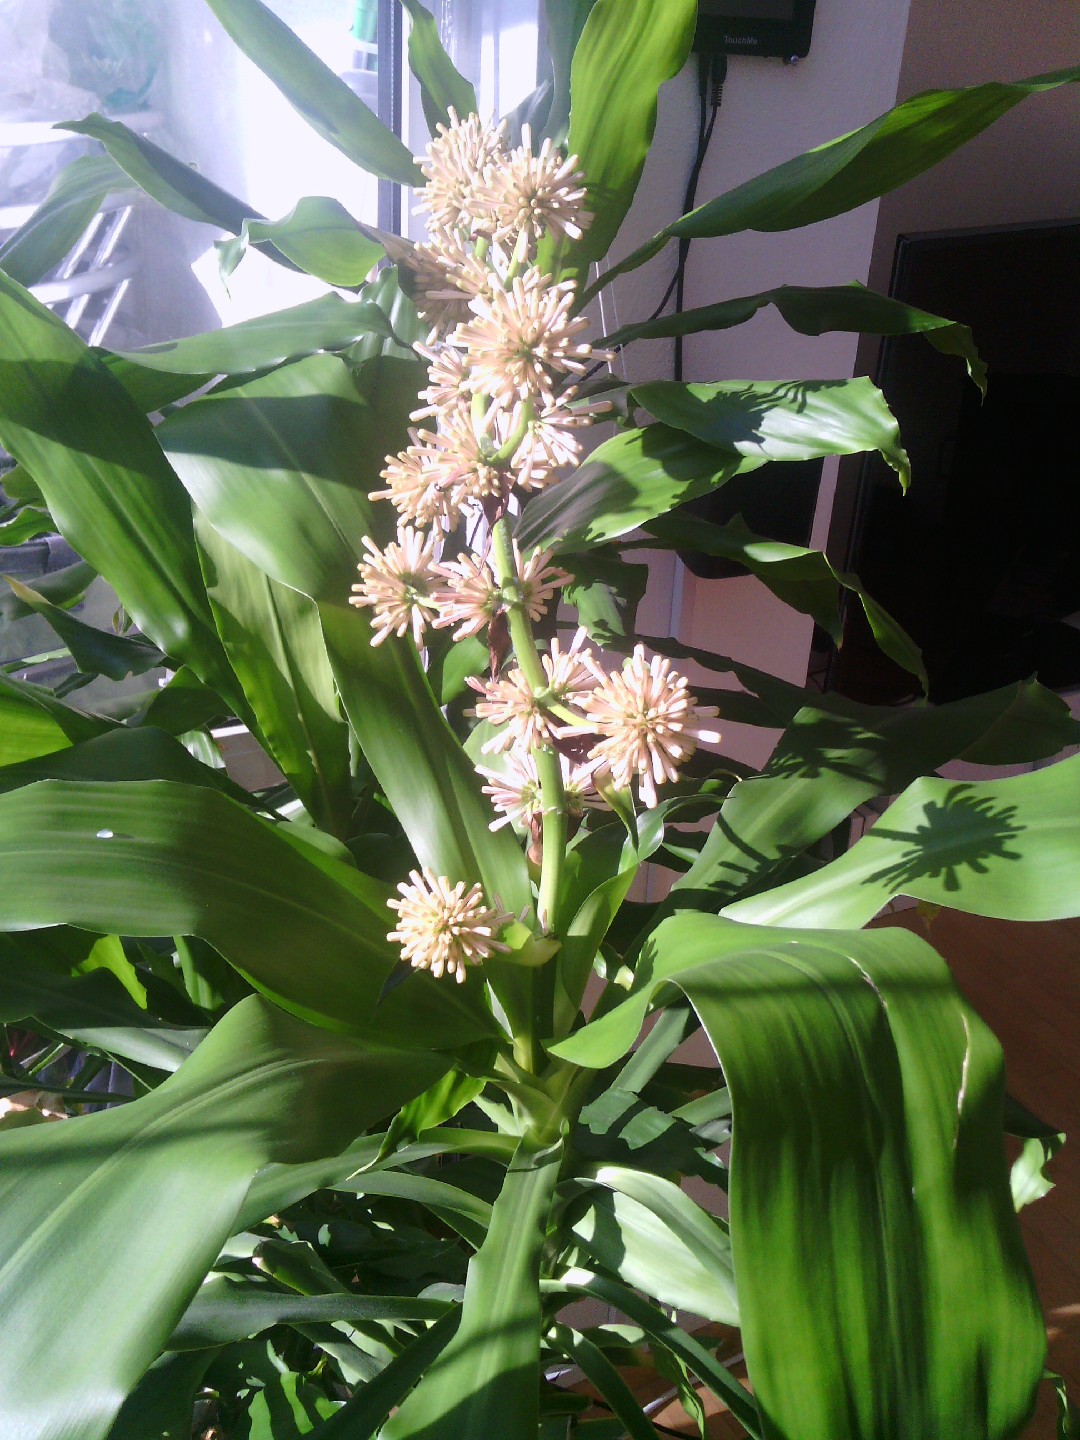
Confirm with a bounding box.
[832,220,1080,704]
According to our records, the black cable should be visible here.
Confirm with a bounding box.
[582,50,725,387]
[674,50,726,381]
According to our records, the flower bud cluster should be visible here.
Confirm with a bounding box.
[352,113,721,980]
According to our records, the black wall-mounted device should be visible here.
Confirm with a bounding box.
[694,0,817,59]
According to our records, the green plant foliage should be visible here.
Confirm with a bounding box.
[0,6,1073,1438]
[0,154,130,289]
[0,996,447,1440]
[203,0,422,186]
[399,0,478,135]
[217,198,387,289]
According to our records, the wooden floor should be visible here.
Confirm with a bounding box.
[620,909,1080,1438]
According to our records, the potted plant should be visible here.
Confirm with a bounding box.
[0,2,1076,1436]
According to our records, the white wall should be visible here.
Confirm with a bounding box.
[611,0,1078,766]
[606,0,914,766]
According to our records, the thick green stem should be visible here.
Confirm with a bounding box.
[490,516,567,932]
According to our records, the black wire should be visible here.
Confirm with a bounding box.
[674,51,726,381]
[582,51,726,387]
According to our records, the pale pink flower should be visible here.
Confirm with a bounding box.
[427,407,511,509]
[434,541,568,640]
[541,627,599,707]
[575,645,722,808]
[508,393,593,490]
[417,109,508,238]
[349,526,442,647]
[411,341,473,421]
[400,237,476,332]
[474,125,592,249]
[452,268,595,408]
[373,434,458,530]
[477,749,597,831]
[469,668,557,754]
[470,629,599,755]
[387,867,511,982]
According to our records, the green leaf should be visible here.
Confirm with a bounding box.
[0,995,447,1440]
[0,726,252,804]
[634,377,909,488]
[348,266,429,362]
[560,1271,761,1436]
[645,510,925,684]
[101,293,396,412]
[0,937,202,1072]
[0,778,400,1034]
[0,270,242,707]
[591,67,1080,295]
[559,916,1045,1440]
[107,1350,220,1440]
[195,515,353,837]
[570,1165,737,1325]
[562,547,649,645]
[0,558,97,620]
[516,424,761,553]
[539,0,697,284]
[549,1325,658,1440]
[1010,1131,1065,1211]
[382,1137,562,1440]
[0,154,130,289]
[539,0,601,145]
[203,0,422,186]
[321,598,533,919]
[217,197,386,288]
[169,1275,451,1350]
[399,0,478,135]
[61,113,261,233]
[238,1370,338,1439]
[158,353,381,603]
[672,680,1078,909]
[306,1312,462,1439]
[604,282,986,391]
[725,752,1080,928]
[0,671,111,766]
[0,506,54,547]
[1,573,164,681]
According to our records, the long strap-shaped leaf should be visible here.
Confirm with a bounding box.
[644,510,925,679]
[195,515,353,839]
[0,671,110,767]
[217,197,387,290]
[102,292,397,413]
[0,995,448,1440]
[0,154,130,288]
[539,0,697,285]
[518,376,908,553]
[203,0,422,186]
[725,750,1080,928]
[0,936,203,1073]
[634,377,909,486]
[671,679,1078,909]
[588,66,1080,297]
[0,271,244,712]
[157,352,399,603]
[0,778,394,1032]
[602,282,986,390]
[399,0,478,136]
[382,1136,562,1439]
[322,598,533,918]
[555,916,1045,1440]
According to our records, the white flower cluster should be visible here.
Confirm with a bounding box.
[350,111,604,653]
[354,114,721,980]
